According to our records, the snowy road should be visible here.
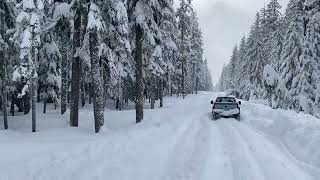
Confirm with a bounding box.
[1,92,319,180]
[203,120,314,180]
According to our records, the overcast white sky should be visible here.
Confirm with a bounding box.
[174,0,289,85]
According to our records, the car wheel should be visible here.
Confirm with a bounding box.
[213,113,219,121]
[236,114,240,121]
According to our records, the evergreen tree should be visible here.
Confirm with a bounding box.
[218,0,320,116]
[304,0,320,112]
[0,0,211,132]
[176,0,193,98]
[53,1,73,115]
[128,0,164,122]
[229,45,239,81]
[104,0,133,111]
[12,0,49,132]
[38,33,61,113]
[70,0,87,127]
[245,13,264,99]
[189,10,204,94]
[279,0,305,108]
[159,0,177,97]
[0,1,11,130]
[87,2,105,133]
[235,36,246,87]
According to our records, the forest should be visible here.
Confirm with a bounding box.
[218,0,320,117]
[0,0,213,133]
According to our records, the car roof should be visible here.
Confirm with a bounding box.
[217,96,236,99]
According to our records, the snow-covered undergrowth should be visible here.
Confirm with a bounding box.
[242,101,320,169]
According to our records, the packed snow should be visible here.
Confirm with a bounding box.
[1,92,320,180]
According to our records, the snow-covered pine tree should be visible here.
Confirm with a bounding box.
[128,0,164,121]
[38,33,61,114]
[279,0,305,109]
[258,0,282,76]
[159,0,177,97]
[12,0,49,132]
[229,44,239,82]
[140,0,176,109]
[87,2,105,133]
[218,64,230,91]
[0,33,7,129]
[0,1,9,129]
[219,0,320,116]
[243,13,264,99]
[53,1,73,115]
[176,0,193,98]
[253,0,281,101]
[199,59,213,91]
[156,0,177,106]
[127,0,144,122]
[290,0,319,114]
[304,0,320,113]
[189,10,204,94]
[103,0,133,110]
[235,36,246,87]
[70,0,87,127]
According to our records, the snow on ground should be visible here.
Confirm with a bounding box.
[0,92,320,180]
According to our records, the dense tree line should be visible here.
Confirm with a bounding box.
[218,0,320,116]
[0,0,213,132]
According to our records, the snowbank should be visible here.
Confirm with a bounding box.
[242,101,320,169]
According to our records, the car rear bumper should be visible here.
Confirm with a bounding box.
[218,114,240,118]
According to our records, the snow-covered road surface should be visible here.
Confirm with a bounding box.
[1,92,319,180]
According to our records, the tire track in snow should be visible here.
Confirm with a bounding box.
[163,115,211,180]
[230,121,314,180]
[242,118,320,179]
[217,120,266,180]
[202,119,234,180]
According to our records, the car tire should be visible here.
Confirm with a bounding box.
[213,113,219,121]
[236,114,240,121]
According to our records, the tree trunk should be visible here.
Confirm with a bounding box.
[135,25,144,123]
[192,63,195,94]
[151,77,156,109]
[151,92,155,109]
[88,83,92,104]
[67,91,70,103]
[116,97,119,110]
[181,28,186,99]
[167,66,172,97]
[0,1,7,129]
[61,39,68,115]
[31,76,36,132]
[10,93,14,116]
[196,76,199,94]
[70,60,81,126]
[43,97,47,114]
[89,29,104,133]
[1,50,8,129]
[159,78,163,108]
[81,79,85,107]
[2,89,8,129]
[70,2,84,127]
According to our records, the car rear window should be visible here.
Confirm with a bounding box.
[215,97,236,103]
